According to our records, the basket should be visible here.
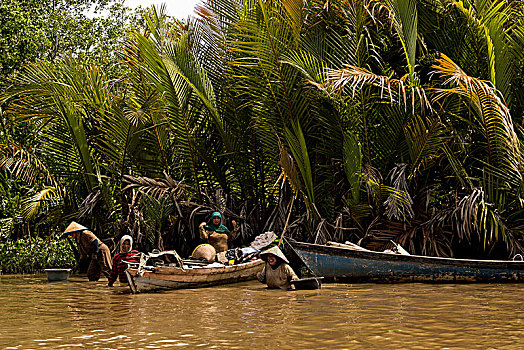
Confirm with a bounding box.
[290,277,324,290]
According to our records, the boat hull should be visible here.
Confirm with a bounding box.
[126,259,264,293]
[290,241,524,283]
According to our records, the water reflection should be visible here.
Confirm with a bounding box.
[0,275,522,349]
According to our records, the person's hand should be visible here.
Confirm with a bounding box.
[232,220,237,229]
[199,222,206,228]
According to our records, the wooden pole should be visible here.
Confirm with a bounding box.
[277,196,295,248]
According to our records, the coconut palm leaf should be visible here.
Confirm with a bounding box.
[451,0,515,107]
[281,50,328,89]
[419,0,523,111]
[125,7,227,193]
[282,0,304,41]
[284,120,315,212]
[441,143,472,190]
[1,56,112,192]
[20,187,61,220]
[382,0,418,76]
[432,54,522,185]
[277,137,302,197]
[450,188,506,247]
[122,173,191,201]
[0,140,59,189]
[360,164,413,221]
[327,65,431,115]
[405,114,448,177]
[342,131,362,204]
[383,164,414,221]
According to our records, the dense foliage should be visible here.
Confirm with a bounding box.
[0,237,75,273]
[1,0,523,266]
[0,0,141,84]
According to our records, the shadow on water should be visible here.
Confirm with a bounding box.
[0,274,522,349]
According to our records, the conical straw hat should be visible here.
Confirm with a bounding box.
[62,221,88,236]
[191,244,216,262]
[259,246,289,264]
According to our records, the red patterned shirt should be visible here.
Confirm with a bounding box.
[108,250,139,285]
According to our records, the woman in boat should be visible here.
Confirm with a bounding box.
[107,235,139,287]
[257,246,298,290]
[62,221,112,281]
[199,211,237,253]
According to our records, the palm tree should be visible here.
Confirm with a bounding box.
[2,0,523,257]
[320,0,524,255]
[1,56,122,235]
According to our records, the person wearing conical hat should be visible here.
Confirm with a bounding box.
[199,212,238,253]
[62,221,112,281]
[256,246,298,290]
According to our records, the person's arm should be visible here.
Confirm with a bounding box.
[107,254,119,286]
[285,264,299,281]
[79,250,88,260]
[228,220,238,241]
[199,222,208,240]
[75,232,88,260]
[256,264,266,283]
[66,236,80,262]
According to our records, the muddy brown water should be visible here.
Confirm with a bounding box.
[0,274,522,349]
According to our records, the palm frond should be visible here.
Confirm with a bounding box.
[432,54,522,184]
[342,131,362,204]
[0,140,59,189]
[450,187,511,250]
[405,114,448,176]
[451,0,516,106]
[122,172,191,201]
[327,65,432,115]
[20,187,61,220]
[383,164,414,221]
[284,120,315,209]
[383,0,418,75]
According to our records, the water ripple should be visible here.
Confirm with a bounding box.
[0,275,522,349]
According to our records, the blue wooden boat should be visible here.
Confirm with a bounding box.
[289,240,524,283]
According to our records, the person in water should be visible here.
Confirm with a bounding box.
[107,235,139,287]
[62,221,112,281]
[257,246,298,290]
[199,211,237,253]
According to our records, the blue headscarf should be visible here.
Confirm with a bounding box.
[204,212,231,234]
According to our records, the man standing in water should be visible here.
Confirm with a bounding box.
[62,221,112,281]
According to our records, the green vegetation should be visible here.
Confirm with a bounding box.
[0,237,75,274]
[1,0,523,271]
[0,0,141,83]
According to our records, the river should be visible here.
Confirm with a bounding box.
[0,275,522,349]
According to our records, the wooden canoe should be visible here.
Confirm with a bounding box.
[126,259,264,293]
[289,240,524,283]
